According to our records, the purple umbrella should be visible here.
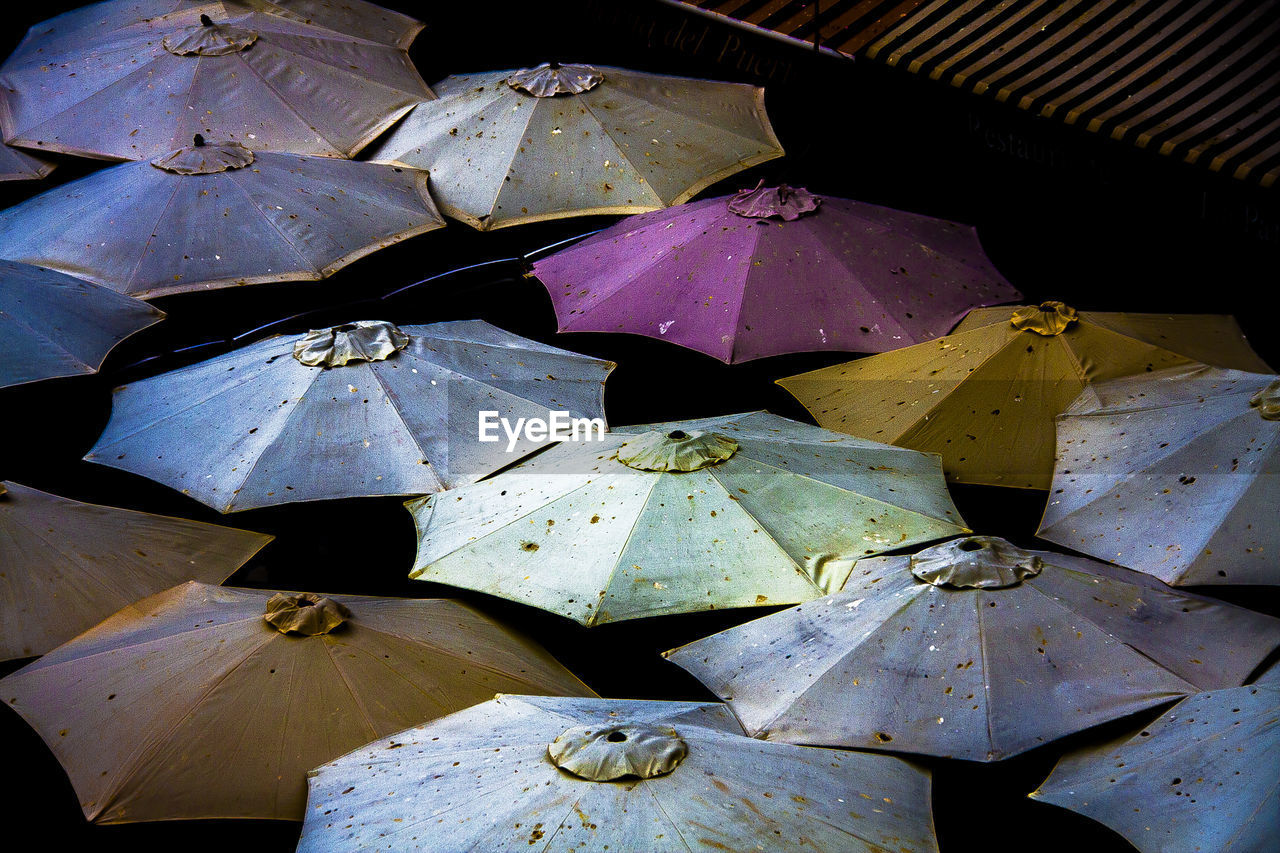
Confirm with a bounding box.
[531,183,1019,363]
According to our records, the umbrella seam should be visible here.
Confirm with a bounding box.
[974,591,998,760]
[121,175,187,293]
[318,636,382,740]
[588,474,666,626]
[224,50,348,155]
[221,168,327,272]
[480,93,556,225]
[20,614,268,674]
[362,363,440,489]
[644,784,697,853]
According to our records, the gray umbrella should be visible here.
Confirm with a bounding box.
[368,62,784,230]
[0,139,444,299]
[0,259,163,389]
[406,410,969,625]
[85,319,614,512]
[298,695,940,853]
[1038,364,1280,586]
[1030,680,1279,852]
[0,142,53,181]
[665,536,1280,762]
[0,1,433,162]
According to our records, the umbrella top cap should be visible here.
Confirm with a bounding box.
[293,321,409,367]
[727,181,821,221]
[506,62,604,97]
[150,139,255,174]
[263,592,350,636]
[910,536,1044,589]
[1010,301,1078,336]
[616,429,739,472]
[163,16,258,56]
[548,722,688,781]
[1251,378,1280,420]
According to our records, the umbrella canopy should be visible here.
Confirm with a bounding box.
[0,481,270,661]
[298,694,940,853]
[664,536,1280,762]
[0,259,164,389]
[367,62,784,230]
[85,319,615,512]
[406,410,968,625]
[531,182,1020,363]
[1030,681,1280,853]
[0,139,444,299]
[0,142,53,181]
[0,581,594,823]
[0,1,433,162]
[1038,365,1280,586]
[777,302,1272,488]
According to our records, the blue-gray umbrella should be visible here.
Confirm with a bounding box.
[85,319,615,512]
[1038,364,1280,586]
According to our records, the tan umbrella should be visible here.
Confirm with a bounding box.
[0,139,445,299]
[0,481,269,661]
[368,62,784,230]
[0,1,433,162]
[778,302,1271,488]
[665,536,1280,762]
[407,411,968,625]
[0,581,594,823]
[299,695,940,853]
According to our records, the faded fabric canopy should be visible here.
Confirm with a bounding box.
[368,62,784,230]
[406,411,968,625]
[86,319,614,512]
[778,302,1271,488]
[531,183,1019,362]
[0,259,164,389]
[0,582,593,823]
[0,142,53,181]
[0,0,434,162]
[298,695,940,852]
[665,536,1280,762]
[0,140,444,299]
[1039,365,1280,586]
[0,481,270,660]
[1031,681,1280,853]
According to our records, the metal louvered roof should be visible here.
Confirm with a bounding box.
[668,0,1280,187]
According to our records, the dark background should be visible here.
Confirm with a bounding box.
[1,1,1277,850]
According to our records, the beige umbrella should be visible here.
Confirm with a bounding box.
[0,1,434,162]
[0,481,269,661]
[778,302,1271,488]
[0,581,594,823]
[666,536,1280,762]
[407,411,968,625]
[368,62,784,230]
[0,139,445,299]
[299,695,940,853]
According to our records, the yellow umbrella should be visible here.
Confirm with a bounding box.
[778,302,1271,488]
[0,582,593,823]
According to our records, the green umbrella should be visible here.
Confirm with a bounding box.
[407,411,968,625]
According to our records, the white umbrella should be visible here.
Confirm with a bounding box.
[0,0,433,162]
[86,319,614,512]
[0,259,163,389]
[299,695,940,852]
[407,410,968,625]
[1038,364,1280,585]
[666,536,1280,761]
[0,138,445,298]
[368,62,784,229]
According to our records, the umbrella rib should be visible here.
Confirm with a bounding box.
[225,51,348,155]
[363,365,438,485]
[318,638,381,739]
[644,784,697,853]
[480,99,545,223]
[121,176,187,293]
[221,169,324,273]
[974,593,998,761]
[0,307,93,370]
[21,614,267,674]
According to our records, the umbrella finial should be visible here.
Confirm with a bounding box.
[548,722,688,781]
[192,133,205,147]
[616,429,738,472]
[1251,378,1280,420]
[909,536,1043,588]
[200,13,214,26]
[293,320,410,367]
[506,62,604,97]
[1010,301,1078,336]
[263,592,351,636]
